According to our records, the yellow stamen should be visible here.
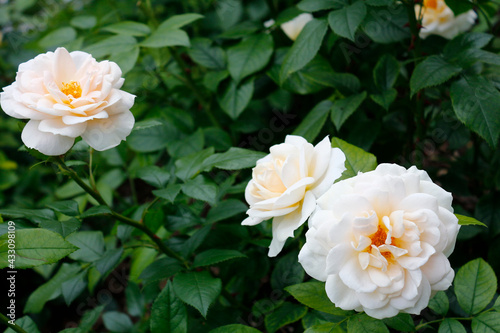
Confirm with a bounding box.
[424,0,438,10]
[61,81,82,99]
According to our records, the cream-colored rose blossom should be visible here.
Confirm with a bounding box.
[298,164,460,319]
[0,47,135,156]
[416,0,477,39]
[280,13,314,41]
[242,135,346,257]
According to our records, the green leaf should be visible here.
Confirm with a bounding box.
[126,282,145,317]
[271,251,304,291]
[456,214,487,227]
[95,248,124,275]
[102,312,133,333]
[40,218,81,238]
[204,71,230,92]
[210,324,262,333]
[67,231,105,262]
[79,305,105,332]
[0,208,55,223]
[298,0,337,12]
[265,302,308,333]
[38,27,77,48]
[181,175,218,206]
[292,100,333,142]
[331,137,377,180]
[279,19,328,84]
[173,271,222,318]
[151,280,187,333]
[454,258,497,315]
[410,56,462,96]
[438,318,466,333]
[193,249,247,268]
[62,271,87,306]
[285,282,351,316]
[46,200,80,216]
[347,313,389,333]
[428,291,449,316]
[304,323,345,333]
[328,0,367,41]
[110,45,139,74]
[175,147,215,181]
[202,147,266,171]
[450,75,500,148]
[444,33,493,60]
[139,257,183,285]
[383,313,415,332]
[0,229,77,269]
[102,21,151,36]
[80,205,112,218]
[141,29,190,48]
[471,312,500,333]
[444,0,474,16]
[158,13,204,31]
[137,166,171,188]
[128,119,180,153]
[330,91,367,130]
[24,263,81,313]
[218,21,261,39]
[227,34,274,82]
[188,38,226,70]
[370,89,397,111]
[373,54,400,90]
[218,79,255,119]
[361,6,410,43]
[206,199,248,224]
[153,184,183,204]
[4,316,40,333]
[84,35,137,58]
[70,15,97,30]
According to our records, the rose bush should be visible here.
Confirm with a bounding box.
[416,0,477,39]
[243,135,346,256]
[0,47,135,156]
[298,164,460,319]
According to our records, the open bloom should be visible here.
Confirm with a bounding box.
[416,0,477,39]
[280,13,313,41]
[243,135,346,257]
[298,164,460,319]
[0,47,135,156]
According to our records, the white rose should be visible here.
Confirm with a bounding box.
[0,47,135,156]
[298,164,460,319]
[416,0,477,39]
[280,13,314,41]
[242,135,346,257]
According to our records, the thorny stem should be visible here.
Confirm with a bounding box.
[53,156,189,268]
[0,313,28,333]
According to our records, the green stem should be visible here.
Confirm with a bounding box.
[415,317,472,331]
[0,313,28,333]
[53,157,189,268]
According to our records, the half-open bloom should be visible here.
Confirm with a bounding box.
[299,164,460,319]
[0,47,135,156]
[416,0,477,39]
[243,135,346,257]
[280,13,314,41]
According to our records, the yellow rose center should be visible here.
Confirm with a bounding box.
[61,81,82,99]
[424,0,438,9]
[369,225,397,260]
